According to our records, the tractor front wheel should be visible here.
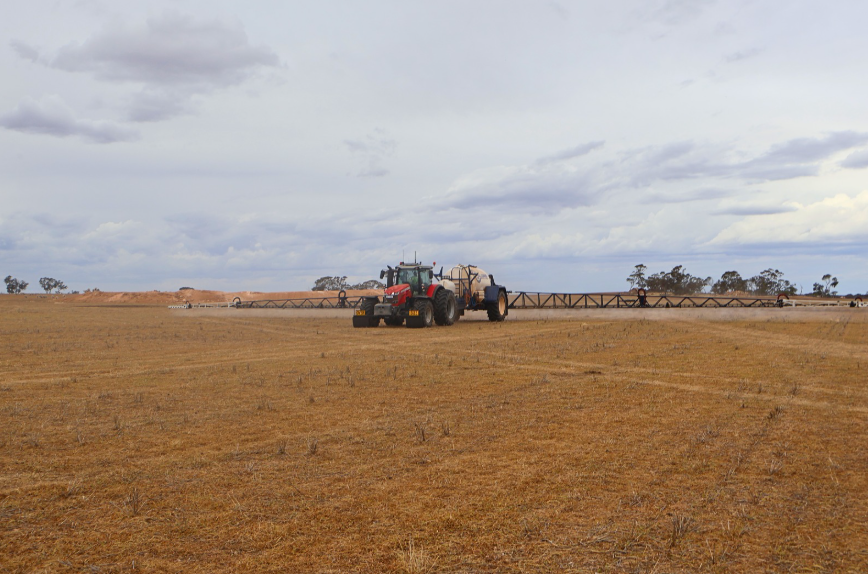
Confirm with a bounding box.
[353,298,380,328]
[407,299,434,328]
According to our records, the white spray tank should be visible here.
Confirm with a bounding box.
[442,264,493,306]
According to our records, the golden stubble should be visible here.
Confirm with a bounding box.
[1,298,866,573]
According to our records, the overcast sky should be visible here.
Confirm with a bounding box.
[2,0,867,294]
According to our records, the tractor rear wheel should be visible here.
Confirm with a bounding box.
[434,289,456,326]
[407,299,434,328]
[487,290,507,322]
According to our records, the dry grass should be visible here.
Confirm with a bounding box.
[1,298,867,572]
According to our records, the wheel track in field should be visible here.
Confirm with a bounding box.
[470,349,868,414]
[688,320,868,361]
[0,318,560,387]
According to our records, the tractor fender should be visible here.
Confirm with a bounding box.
[482,285,502,305]
[425,284,442,298]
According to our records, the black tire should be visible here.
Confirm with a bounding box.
[407,299,434,328]
[384,316,404,326]
[361,298,380,327]
[433,288,456,326]
[486,290,507,322]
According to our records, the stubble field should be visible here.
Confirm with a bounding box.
[1,297,866,573]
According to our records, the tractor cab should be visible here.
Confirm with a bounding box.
[382,264,434,296]
[396,265,433,295]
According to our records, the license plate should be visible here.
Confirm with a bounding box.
[355,310,366,316]
[409,310,419,316]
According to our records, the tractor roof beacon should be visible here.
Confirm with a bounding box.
[352,262,508,328]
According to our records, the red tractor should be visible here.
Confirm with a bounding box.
[352,262,509,328]
[353,262,456,328]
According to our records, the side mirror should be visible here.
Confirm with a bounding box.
[379,270,385,279]
[428,270,433,280]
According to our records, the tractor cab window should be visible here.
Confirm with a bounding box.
[397,267,432,294]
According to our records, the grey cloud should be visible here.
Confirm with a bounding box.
[733,164,816,181]
[51,12,279,87]
[30,213,90,234]
[622,141,712,186]
[43,12,279,123]
[0,95,138,143]
[646,140,694,165]
[344,140,369,153]
[644,187,734,204]
[755,131,868,165]
[438,168,597,213]
[842,149,868,169]
[713,22,736,36]
[170,212,307,254]
[357,167,389,178]
[10,40,39,62]
[625,132,868,185]
[126,89,194,122]
[713,205,797,216]
[164,214,281,257]
[643,0,716,26]
[343,129,397,156]
[535,141,604,165]
[735,131,868,181]
[436,130,868,218]
[724,48,762,63]
[345,128,396,178]
[547,2,570,20]
[321,207,516,248]
[433,141,607,213]
[0,234,15,251]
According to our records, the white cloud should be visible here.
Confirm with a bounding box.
[83,220,144,240]
[709,191,868,246]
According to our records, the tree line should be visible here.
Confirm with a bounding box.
[4,276,69,295]
[311,276,385,291]
[627,265,846,297]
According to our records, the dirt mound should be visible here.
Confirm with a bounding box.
[57,289,380,305]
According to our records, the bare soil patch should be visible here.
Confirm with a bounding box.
[1,297,866,572]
